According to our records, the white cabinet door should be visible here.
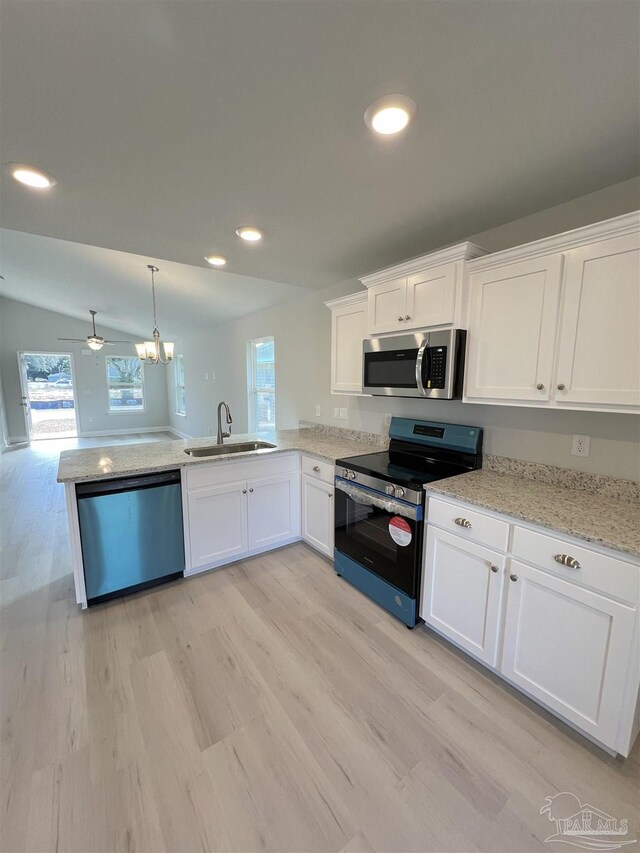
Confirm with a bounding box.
[406,263,456,329]
[367,277,407,335]
[501,560,636,749]
[247,472,300,552]
[301,474,334,557]
[187,481,248,570]
[465,255,563,401]
[330,295,368,394]
[421,528,505,667]
[554,233,640,410]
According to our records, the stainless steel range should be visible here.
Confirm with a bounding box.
[334,417,483,627]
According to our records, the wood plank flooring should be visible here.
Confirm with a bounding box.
[1,437,638,852]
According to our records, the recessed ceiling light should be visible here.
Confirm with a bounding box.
[236,226,263,242]
[364,95,417,136]
[6,163,57,189]
[205,255,227,267]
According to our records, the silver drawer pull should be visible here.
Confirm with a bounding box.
[313,465,321,472]
[554,554,581,569]
[454,517,472,528]
[490,565,499,574]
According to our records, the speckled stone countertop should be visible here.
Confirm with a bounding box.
[426,469,640,558]
[56,428,379,484]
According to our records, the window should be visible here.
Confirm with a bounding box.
[106,357,145,412]
[174,355,186,415]
[247,336,275,431]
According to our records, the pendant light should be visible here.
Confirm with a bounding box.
[135,265,174,364]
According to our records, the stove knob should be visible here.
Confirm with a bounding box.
[395,487,405,498]
[348,471,357,480]
[341,468,349,478]
[385,485,396,496]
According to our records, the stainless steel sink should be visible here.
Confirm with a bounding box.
[184,441,276,458]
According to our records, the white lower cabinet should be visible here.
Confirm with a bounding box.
[301,474,334,557]
[422,497,639,755]
[422,528,505,666]
[247,473,300,551]
[187,482,248,569]
[184,454,300,574]
[501,560,636,748]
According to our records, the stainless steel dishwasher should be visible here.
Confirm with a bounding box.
[76,469,185,605]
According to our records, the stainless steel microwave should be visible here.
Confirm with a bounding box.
[362,328,466,399]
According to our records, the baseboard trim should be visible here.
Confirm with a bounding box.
[167,425,192,439]
[78,426,176,438]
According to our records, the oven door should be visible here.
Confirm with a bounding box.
[334,479,423,597]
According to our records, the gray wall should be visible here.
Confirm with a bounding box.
[0,297,170,440]
[169,177,640,481]
[0,301,9,450]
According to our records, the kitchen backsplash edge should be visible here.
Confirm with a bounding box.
[298,421,639,502]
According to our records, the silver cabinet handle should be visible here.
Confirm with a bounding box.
[557,383,565,391]
[405,315,411,321]
[490,565,499,573]
[536,383,544,390]
[510,574,518,582]
[313,465,320,472]
[249,487,254,493]
[554,554,580,569]
[242,489,247,494]
[454,517,472,528]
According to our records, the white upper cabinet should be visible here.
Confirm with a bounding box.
[464,255,563,401]
[464,212,640,413]
[554,232,640,409]
[325,291,368,395]
[360,242,487,336]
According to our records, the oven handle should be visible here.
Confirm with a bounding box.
[335,479,420,520]
[415,337,429,397]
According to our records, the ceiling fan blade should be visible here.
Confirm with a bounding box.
[57,338,86,342]
[103,340,131,345]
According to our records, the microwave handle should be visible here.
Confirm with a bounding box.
[416,338,429,396]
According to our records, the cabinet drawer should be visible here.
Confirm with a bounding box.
[427,497,510,552]
[301,455,334,485]
[186,452,299,491]
[512,525,639,605]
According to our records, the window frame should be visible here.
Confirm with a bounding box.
[174,354,186,416]
[105,355,146,415]
[247,336,276,432]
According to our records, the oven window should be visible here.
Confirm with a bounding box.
[348,503,399,561]
[364,349,419,388]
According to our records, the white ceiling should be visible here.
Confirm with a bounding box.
[1,0,639,324]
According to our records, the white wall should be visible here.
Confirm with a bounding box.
[172,177,640,480]
[0,297,170,440]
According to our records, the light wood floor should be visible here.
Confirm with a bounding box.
[1,438,638,852]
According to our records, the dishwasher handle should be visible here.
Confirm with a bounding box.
[76,469,181,498]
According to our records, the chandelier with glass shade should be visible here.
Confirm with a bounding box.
[135,265,174,364]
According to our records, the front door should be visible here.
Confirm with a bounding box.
[18,352,78,441]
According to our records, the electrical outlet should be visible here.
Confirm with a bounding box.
[315,405,321,417]
[333,407,339,419]
[339,407,348,420]
[571,434,590,457]
[384,412,393,429]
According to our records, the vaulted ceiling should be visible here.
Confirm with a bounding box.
[1,0,638,330]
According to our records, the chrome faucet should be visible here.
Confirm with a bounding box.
[216,401,233,445]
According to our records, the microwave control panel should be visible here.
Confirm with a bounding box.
[426,346,447,389]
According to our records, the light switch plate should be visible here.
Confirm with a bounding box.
[315,405,321,417]
[333,407,339,419]
[339,408,348,420]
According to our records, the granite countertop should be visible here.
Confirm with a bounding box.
[56,428,379,484]
[426,469,640,558]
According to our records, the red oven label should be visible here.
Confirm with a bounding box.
[389,516,412,547]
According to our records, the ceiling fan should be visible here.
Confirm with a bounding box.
[58,310,131,352]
